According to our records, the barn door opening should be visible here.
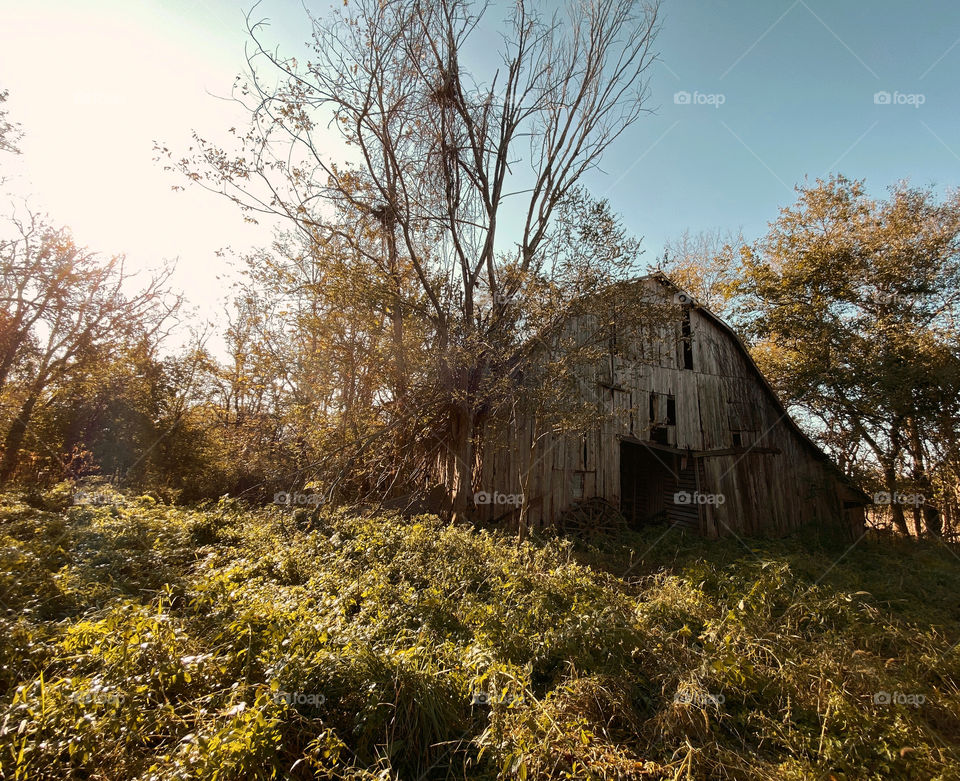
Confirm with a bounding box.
[620,440,674,528]
[620,440,702,532]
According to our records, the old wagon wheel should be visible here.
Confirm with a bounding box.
[558,497,627,539]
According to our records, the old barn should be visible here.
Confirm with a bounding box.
[474,274,868,538]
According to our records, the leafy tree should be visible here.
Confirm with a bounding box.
[659,227,743,316]
[201,186,653,517]
[0,211,180,483]
[740,176,960,537]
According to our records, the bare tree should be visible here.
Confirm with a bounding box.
[164,0,660,517]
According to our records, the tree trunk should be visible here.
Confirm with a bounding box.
[907,417,941,537]
[890,501,909,537]
[883,421,911,537]
[883,465,910,536]
[0,389,41,484]
[923,505,943,538]
[911,507,924,538]
[446,404,474,523]
[516,423,538,545]
[0,311,29,395]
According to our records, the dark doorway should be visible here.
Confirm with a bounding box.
[620,440,701,531]
[620,440,674,527]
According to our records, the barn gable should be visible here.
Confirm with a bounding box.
[474,274,867,539]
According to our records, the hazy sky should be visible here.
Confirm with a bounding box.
[1,0,959,350]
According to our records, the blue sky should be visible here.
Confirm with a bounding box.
[1,0,958,332]
[592,0,960,262]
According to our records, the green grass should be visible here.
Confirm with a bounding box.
[1,482,958,779]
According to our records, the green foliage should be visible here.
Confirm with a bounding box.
[0,494,958,779]
[738,175,960,536]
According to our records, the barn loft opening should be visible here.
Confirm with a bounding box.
[728,398,757,449]
[680,308,694,370]
[649,392,676,445]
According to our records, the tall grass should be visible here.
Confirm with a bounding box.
[0,483,958,779]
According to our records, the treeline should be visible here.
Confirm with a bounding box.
[0,192,644,504]
[3,177,959,543]
[0,207,316,499]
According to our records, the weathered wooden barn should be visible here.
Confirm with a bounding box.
[473,274,868,538]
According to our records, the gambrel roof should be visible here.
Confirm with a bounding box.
[645,271,869,505]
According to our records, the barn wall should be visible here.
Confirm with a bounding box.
[688,307,846,536]
[475,280,859,536]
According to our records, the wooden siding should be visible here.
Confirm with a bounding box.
[475,278,865,538]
